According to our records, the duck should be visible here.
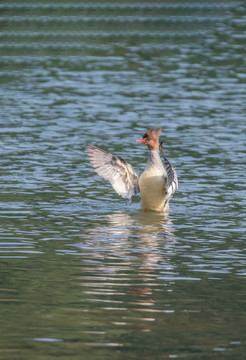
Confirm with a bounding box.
[86,127,178,212]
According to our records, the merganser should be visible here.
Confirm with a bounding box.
[86,128,178,212]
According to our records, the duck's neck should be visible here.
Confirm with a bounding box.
[147,150,163,168]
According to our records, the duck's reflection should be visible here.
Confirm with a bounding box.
[107,210,174,237]
[106,210,175,261]
[78,211,177,333]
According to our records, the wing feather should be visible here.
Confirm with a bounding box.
[86,144,139,203]
[164,157,178,204]
[160,143,178,206]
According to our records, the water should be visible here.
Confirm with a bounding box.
[0,1,246,359]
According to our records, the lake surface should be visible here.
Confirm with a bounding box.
[0,1,246,359]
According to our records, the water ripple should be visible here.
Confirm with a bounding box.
[0,1,246,359]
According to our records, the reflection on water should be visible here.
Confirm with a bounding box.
[74,211,176,337]
[76,210,175,266]
[107,211,175,267]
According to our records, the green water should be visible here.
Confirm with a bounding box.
[0,1,246,359]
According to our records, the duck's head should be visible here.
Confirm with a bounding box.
[136,127,162,151]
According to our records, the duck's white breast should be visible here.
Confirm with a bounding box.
[139,167,167,211]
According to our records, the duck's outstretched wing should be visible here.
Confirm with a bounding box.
[86,144,139,203]
[160,142,178,205]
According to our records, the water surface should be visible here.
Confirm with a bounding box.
[0,1,246,359]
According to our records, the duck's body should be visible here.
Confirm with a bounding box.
[139,150,168,211]
[86,128,178,212]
